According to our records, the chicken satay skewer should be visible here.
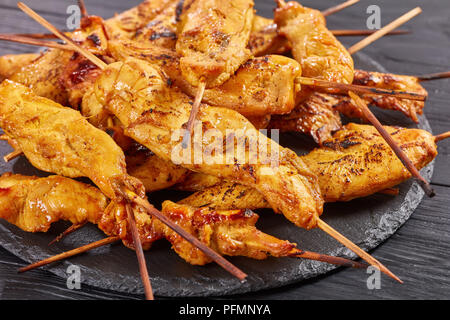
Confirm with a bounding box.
[416,71,450,81]
[19,236,120,273]
[333,29,409,36]
[17,2,106,69]
[17,4,400,281]
[0,34,428,104]
[0,34,69,50]
[347,7,422,55]
[17,0,253,286]
[349,92,434,197]
[125,203,154,300]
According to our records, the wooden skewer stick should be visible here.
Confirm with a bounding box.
[78,0,88,18]
[416,71,450,82]
[182,81,206,149]
[49,222,87,246]
[125,203,154,300]
[349,91,435,197]
[289,249,368,269]
[322,0,360,17]
[0,34,69,50]
[5,29,408,40]
[332,29,409,36]
[17,4,247,281]
[19,236,120,273]
[124,189,247,281]
[17,2,107,70]
[435,131,450,142]
[4,33,58,39]
[317,219,402,283]
[348,7,422,55]
[3,149,23,162]
[295,77,426,101]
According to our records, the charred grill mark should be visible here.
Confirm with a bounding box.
[69,60,98,85]
[149,30,177,40]
[87,34,101,48]
[175,0,185,22]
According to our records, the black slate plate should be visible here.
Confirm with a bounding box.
[0,51,434,297]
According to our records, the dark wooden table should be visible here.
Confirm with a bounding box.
[0,0,449,300]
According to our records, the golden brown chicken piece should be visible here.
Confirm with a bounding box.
[133,0,179,49]
[103,0,177,40]
[179,123,437,208]
[176,0,254,87]
[0,80,144,201]
[9,49,72,105]
[269,92,343,143]
[0,173,108,232]
[158,201,295,265]
[247,15,290,56]
[268,70,429,142]
[94,58,323,230]
[113,131,190,193]
[108,41,301,117]
[0,173,297,265]
[0,53,39,82]
[274,1,354,84]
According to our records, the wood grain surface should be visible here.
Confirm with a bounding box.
[0,0,449,300]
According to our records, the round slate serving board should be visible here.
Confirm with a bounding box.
[0,52,434,297]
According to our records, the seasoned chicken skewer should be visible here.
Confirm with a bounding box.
[93,57,323,229]
[0,173,365,269]
[275,0,354,84]
[88,57,400,280]
[11,4,404,280]
[270,69,428,144]
[177,123,439,209]
[0,78,246,280]
[175,0,254,143]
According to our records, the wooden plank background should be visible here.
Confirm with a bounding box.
[0,0,449,299]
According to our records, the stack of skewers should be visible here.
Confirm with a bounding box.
[0,0,449,299]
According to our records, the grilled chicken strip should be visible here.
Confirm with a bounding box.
[103,0,177,40]
[109,41,301,117]
[94,58,323,229]
[0,173,297,265]
[178,123,437,208]
[176,0,254,87]
[133,0,179,49]
[274,1,354,84]
[0,53,40,82]
[0,80,144,201]
[269,70,429,143]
